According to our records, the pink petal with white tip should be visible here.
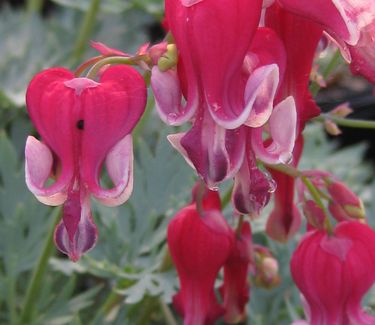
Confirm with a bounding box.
[90,134,134,207]
[25,136,70,206]
[243,63,279,128]
[151,66,198,125]
[252,96,297,164]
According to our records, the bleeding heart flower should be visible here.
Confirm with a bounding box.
[291,221,375,325]
[25,66,147,261]
[167,187,233,325]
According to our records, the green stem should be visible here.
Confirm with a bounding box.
[314,113,375,129]
[86,55,147,79]
[221,185,233,209]
[235,215,244,237]
[71,0,102,62]
[159,299,178,325]
[310,49,342,96]
[91,290,122,325]
[26,0,44,14]
[264,162,302,178]
[301,176,333,233]
[8,271,17,324]
[19,208,61,324]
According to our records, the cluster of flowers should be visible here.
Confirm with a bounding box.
[24,0,375,324]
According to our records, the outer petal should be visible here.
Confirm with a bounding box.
[349,20,375,83]
[178,109,246,188]
[26,68,77,202]
[151,66,198,125]
[251,96,296,165]
[278,0,363,45]
[90,134,134,207]
[25,136,69,205]
[80,65,146,194]
[166,0,263,129]
[168,206,233,324]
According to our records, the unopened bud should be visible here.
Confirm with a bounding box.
[303,199,326,230]
[253,246,281,289]
[324,119,342,136]
[157,44,178,72]
[327,181,366,220]
[330,102,353,118]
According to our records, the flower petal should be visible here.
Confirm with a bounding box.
[243,63,280,128]
[252,96,297,164]
[179,110,246,188]
[90,134,134,207]
[151,66,198,125]
[25,136,70,206]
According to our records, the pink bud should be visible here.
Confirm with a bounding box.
[291,221,375,325]
[168,204,233,324]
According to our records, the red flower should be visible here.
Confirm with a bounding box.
[25,66,146,260]
[167,188,233,324]
[291,221,375,325]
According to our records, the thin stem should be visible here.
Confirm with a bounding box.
[314,113,375,129]
[264,162,302,178]
[27,0,44,14]
[159,299,178,325]
[8,270,17,324]
[310,49,342,96]
[91,290,122,325]
[86,55,147,79]
[235,215,244,237]
[19,208,61,324]
[301,176,333,233]
[74,55,104,77]
[221,185,233,209]
[71,0,101,62]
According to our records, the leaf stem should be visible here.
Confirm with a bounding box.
[19,208,61,324]
[71,0,101,62]
[314,113,375,129]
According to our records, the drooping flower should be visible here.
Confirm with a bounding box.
[220,221,252,324]
[277,0,375,83]
[167,187,233,325]
[291,221,375,325]
[25,66,147,261]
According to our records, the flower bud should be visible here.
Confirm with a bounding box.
[253,245,281,289]
[327,180,366,221]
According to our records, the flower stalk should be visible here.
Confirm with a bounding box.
[19,208,61,324]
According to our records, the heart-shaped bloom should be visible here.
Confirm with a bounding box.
[25,66,146,261]
[167,187,233,324]
[291,221,375,325]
